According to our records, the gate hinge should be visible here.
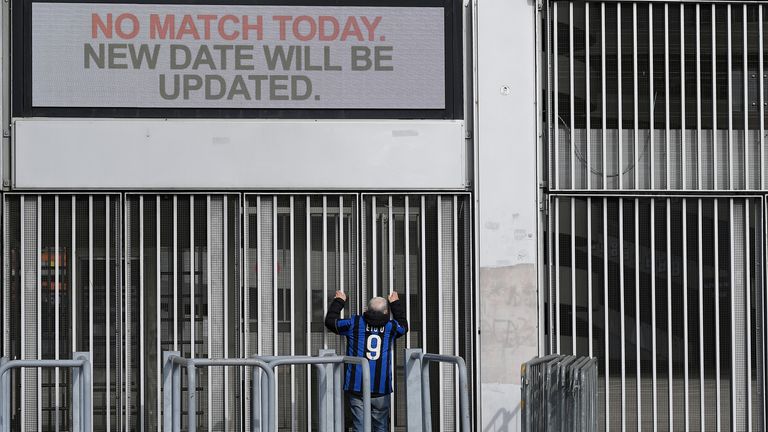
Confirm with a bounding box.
[539,197,549,216]
[2,128,9,138]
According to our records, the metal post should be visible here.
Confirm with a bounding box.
[319,349,337,432]
[73,357,81,432]
[162,351,176,432]
[172,357,181,431]
[333,358,343,432]
[316,363,327,432]
[420,357,432,431]
[187,363,197,432]
[75,352,91,432]
[251,368,260,432]
[405,349,423,431]
[0,357,7,432]
[261,368,269,431]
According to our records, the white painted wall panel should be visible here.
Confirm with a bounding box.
[13,119,465,190]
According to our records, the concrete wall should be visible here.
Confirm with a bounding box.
[475,0,539,430]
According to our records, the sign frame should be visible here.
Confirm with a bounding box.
[12,0,463,119]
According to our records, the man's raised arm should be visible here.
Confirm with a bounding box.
[388,291,409,337]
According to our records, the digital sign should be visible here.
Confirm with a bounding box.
[30,3,446,109]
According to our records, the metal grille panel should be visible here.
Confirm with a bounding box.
[549,1,768,192]
[546,195,765,431]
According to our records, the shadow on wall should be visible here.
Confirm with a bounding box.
[481,383,522,432]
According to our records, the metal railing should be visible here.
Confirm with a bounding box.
[521,354,598,432]
[163,351,372,432]
[404,348,471,432]
[0,352,92,432]
[162,352,275,432]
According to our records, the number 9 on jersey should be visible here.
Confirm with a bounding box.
[366,334,382,361]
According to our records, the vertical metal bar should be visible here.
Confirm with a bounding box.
[762,5,766,191]
[106,196,111,432]
[571,197,576,355]
[698,199,705,431]
[55,196,60,432]
[635,199,641,430]
[306,196,312,428]
[619,198,626,430]
[190,196,194,360]
[713,4,719,190]
[421,196,427,351]
[729,198,736,429]
[323,196,328,349]
[728,5,734,190]
[554,2,559,189]
[124,197,130,432]
[244,198,251,432]
[604,197,609,432]
[36,196,41,430]
[651,199,658,432]
[555,197,561,354]
[224,196,230,430]
[697,4,702,190]
[372,196,377,298]
[140,196,146,432]
[602,3,607,189]
[436,195,444,428]
[19,196,24,430]
[290,196,296,432]
[746,199,752,431]
[206,196,212,432]
[405,196,411,348]
[340,195,345,309]
[681,3,687,190]
[714,198,722,432]
[156,196,161,428]
[619,3,624,190]
[273,197,278,356]
[683,199,690,431]
[633,3,639,190]
[256,196,262,356]
[570,1,575,190]
[388,196,394,298]
[743,5,749,190]
[588,197,593,357]
[88,195,93,429]
[667,198,674,431]
[586,2,591,190]
[665,4,671,189]
[173,196,178,351]
[72,196,76,356]
[452,195,460,429]
[388,195,395,432]
[650,4,655,190]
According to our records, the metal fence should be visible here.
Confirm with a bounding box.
[0,353,92,432]
[521,355,598,432]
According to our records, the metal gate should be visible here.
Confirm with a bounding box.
[244,193,473,432]
[2,194,121,431]
[1,192,474,431]
[545,1,768,430]
[123,194,242,431]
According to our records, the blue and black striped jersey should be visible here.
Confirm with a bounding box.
[325,298,408,396]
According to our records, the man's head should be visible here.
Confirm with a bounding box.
[367,296,389,315]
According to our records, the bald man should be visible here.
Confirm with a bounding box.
[324,291,409,432]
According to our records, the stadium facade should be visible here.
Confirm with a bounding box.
[2,0,766,431]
